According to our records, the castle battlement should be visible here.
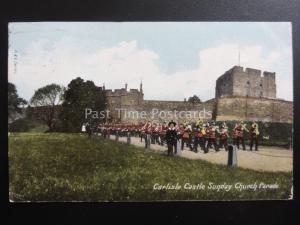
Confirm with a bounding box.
[105,89,142,96]
[104,83,144,107]
[227,66,275,78]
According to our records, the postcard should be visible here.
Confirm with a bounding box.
[8,22,293,201]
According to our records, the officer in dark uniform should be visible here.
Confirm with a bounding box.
[166,121,178,156]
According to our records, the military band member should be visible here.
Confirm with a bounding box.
[219,122,229,151]
[193,125,205,153]
[233,121,248,150]
[181,125,192,151]
[204,121,219,153]
[140,122,147,142]
[159,121,167,146]
[166,121,178,156]
[203,122,210,153]
[210,121,220,152]
[152,123,160,144]
[250,122,259,151]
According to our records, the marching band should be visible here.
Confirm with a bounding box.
[86,119,260,156]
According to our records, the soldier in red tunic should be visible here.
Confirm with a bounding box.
[204,122,210,153]
[219,122,229,151]
[233,121,247,150]
[193,125,204,153]
[140,121,149,142]
[181,125,192,151]
[152,123,160,144]
[210,121,219,152]
[204,121,219,153]
[159,121,167,146]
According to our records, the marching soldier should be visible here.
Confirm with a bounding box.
[181,124,192,151]
[219,122,229,151]
[210,121,219,152]
[250,122,259,151]
[204,121,219,153]
[166,121,178,156]
[140,121,150,142]
[156,123,163,145]
[152,123,160,144]
[193,124,205,153]
[159,121,168,146]
[203,122,210,153]
[233,121,248,150]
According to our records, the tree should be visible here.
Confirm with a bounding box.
[188,95,202,104]
[8,82,27,123]
[60,77,107,132]
[30,83,65,131]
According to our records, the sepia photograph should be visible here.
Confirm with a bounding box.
[8,22,293,201]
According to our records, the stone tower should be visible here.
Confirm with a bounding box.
[215,66,276,99]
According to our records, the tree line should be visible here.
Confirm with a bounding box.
[8,77,107,132]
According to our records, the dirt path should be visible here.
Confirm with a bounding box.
[109,135,293,172]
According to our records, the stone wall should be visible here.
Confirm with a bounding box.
[108,99,215,123]
[215,96,293,123]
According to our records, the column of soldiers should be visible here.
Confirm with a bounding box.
[93,119,260,155]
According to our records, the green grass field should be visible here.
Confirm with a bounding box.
[9,133,292,201]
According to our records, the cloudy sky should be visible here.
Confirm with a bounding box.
[8,22,293,102]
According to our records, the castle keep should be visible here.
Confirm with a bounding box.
[104,66,293,123]
[216,66,276,99]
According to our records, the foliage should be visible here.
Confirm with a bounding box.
[9,133,292,201]
[30,84,65,131]
[59,77,107,132]
[8,82,27,122]
[188,95,202,103]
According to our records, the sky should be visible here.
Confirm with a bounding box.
[8,22,293,102]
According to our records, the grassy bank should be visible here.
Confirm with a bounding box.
[9,133,292,201]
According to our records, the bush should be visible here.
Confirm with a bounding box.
[8,118,48,133]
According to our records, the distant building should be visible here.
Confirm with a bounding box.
[104,82,144,109]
